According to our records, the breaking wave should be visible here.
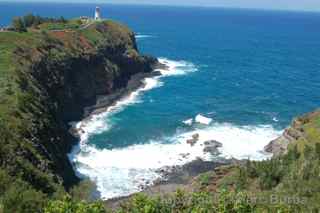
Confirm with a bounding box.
[68,58,200,199]
[68,57,281,200]
[69,120,280,199]
[135,34,155,40]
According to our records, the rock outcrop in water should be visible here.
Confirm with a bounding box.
[0,20,158,194]
[203,140,223,155]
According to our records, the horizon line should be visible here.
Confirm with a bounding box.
[1,0,320,14]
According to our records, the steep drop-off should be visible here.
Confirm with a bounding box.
[265,110,320,155]
[0,20,158,195]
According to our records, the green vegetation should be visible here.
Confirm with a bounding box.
[216,146,320,212]
[11,14,67,32]
[198,172,215,188]
[116,189,255,213]
[44,196,105,213]
[43,189,256,213]
[39,21,80,31]
[212,111,320,212]
[0,14,140,212]
[12,17,27,32]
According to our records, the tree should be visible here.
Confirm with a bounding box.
[23,14,35,27]
[0,171,47,213]
[59,16,67,23]
[12,17,26,32]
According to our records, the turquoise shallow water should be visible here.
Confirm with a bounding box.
[2,3,320,199]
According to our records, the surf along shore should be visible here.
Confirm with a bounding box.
[67,58,244,203]
[68,52,283,204]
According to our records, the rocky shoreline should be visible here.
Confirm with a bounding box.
[66,51,295,207]
[105,158,235,209]
[69,62,167,137]
[68,58,238,204]
[104,132,239,208]
[84,70,162,117]
[103,129,284,208]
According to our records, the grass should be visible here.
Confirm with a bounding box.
[38,19,82,31]
[287,110,320,154]
[198,172,213,187]
[0,19,133,83]
[79,20,134,48]
[0,31,42,119]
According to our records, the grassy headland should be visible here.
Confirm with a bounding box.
[0,14,156,212]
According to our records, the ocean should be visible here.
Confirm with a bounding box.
[1,2,320,199]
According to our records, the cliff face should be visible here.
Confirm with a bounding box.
[265,110,320,156]
[0,21,157,193]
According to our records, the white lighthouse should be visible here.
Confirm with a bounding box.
[94,6,101,20]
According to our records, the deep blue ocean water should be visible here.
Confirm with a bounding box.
[1,2,320,199]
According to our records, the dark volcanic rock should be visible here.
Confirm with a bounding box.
[155,158,231,185]
[203,140,223,155]
[186,134,200,146]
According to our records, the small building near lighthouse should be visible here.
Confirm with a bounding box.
[94,6,102,20]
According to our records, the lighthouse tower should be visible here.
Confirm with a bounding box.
[94,6,101,20]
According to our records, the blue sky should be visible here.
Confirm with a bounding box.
[3,0,320,12]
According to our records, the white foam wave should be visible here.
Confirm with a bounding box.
[74,58,197,143]
[68,56,280,200]
[135,34,154,39]
[157,58,198,76]
[183,118,193,125]
[69,58,199,199]
[141,77,163,91]
[68,56,280,199]
[195,114,212,125]
[69,120,281,200]
[179,123,281,160]
[75,77,163,143]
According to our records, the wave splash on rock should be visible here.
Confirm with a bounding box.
[68,58,281,200]
[68,58,199,199]
[70,122,280,200]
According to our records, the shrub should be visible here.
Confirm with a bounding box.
[315,143,320,159]
[0,171,47,213]
[236,167,249,190]
[70,180,96,202]
[117,193,169,213]
[11,14,69,31]
[116,189,258,213]
[217,189,255,213]
[44,195,106,213]
[256,159,284,190]
[198,172,213,187]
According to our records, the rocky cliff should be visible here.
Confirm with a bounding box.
[0,20,158,194]
[265,110,320,156]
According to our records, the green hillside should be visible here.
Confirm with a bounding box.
[0,15,155,212]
